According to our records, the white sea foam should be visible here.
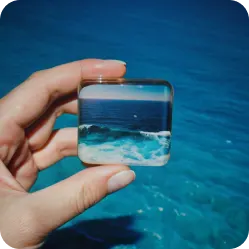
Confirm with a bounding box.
[140,130,171,138]
[137,209,144,214]
[78,124,171,166]
[79,124,93,130]
[153,232,163,240]
[78,143,170,166]
[79,124,171,138]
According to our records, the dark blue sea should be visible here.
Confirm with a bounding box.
[78,99,171,166]
[0,0,249,248]
[79,99,170,132]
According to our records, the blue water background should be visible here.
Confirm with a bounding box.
[0,0,249,248]
[79,99,170,132]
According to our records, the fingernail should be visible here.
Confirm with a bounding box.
[94,60,126,69]
[94,62,105,69]
[108,170,136,194]
[105,59,126,65]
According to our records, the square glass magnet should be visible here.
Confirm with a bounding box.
[78,78,174,166]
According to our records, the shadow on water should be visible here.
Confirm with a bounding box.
[42,215,143,249]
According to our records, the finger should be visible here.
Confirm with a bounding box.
[30,166,135,241]
[27,94,77,151]
[11,156,38,191]
[0,160,25,192]
[0,59,126,129]
[32,128,77,170]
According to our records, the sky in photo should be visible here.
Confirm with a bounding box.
[79,84,171,101]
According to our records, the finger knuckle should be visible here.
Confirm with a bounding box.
[54,137,67,158]
[29,71,40,79]
[28,70,44,80]
[74,183,99,214]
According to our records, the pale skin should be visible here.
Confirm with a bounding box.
[0,59,136,249]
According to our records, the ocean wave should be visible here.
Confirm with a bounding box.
[78,124,171,166]
[79,124,171,139]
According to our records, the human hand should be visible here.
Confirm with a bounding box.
[0,59,136,248]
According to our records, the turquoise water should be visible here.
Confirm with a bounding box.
[78,124,171,166]
[0,0,249,248]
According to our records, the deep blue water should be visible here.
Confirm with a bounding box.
[0,0,249,248]
[79,99,170,132]
[78,99,171,166]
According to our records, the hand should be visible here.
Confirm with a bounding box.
[0,59,136,249]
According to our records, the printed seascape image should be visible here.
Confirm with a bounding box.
[78,82,173,166]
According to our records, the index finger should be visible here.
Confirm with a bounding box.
[0,59,126,128]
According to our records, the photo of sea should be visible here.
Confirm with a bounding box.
[78,84,173,166]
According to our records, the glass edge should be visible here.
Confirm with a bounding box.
[79,78,174,90]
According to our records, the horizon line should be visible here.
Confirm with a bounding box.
[79,98,170,102]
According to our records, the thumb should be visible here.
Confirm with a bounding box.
[30,165,135,237]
